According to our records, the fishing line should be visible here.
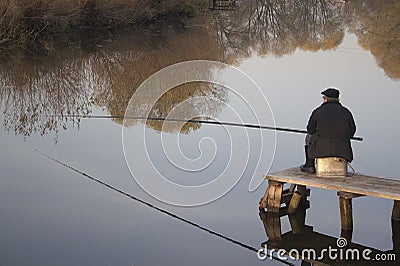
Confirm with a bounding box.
[347,162,356,176]
[34,149,293,265]
[352,159,396,179]
[53,114,364,141]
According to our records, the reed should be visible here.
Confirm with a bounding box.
[0,0,207,45]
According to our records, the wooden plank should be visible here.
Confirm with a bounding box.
[279,200,310,217]
[282,188,310,205]
[288,183,296,193]
[281,191,293,204]
[337,191,364,199]
[265,167,400,201]
[280,184,298,203]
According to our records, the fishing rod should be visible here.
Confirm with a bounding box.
[56,114,364,141]
[34,149,293,265]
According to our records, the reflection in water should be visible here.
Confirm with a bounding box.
[0,22,226,137]
[1,0,400,138]
[214,0,346,60]
[89,22,227,133]
[215,0,400,81]
[126,83,227,134]
[35,148,292,265]
[0,50,93,139]
[349,0,400,80]
[259,205,399,264]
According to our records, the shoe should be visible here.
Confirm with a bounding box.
[300,145,315,173]
[300,164,315,174]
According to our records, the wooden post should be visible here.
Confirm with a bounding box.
[297,204,307,226]
[260,210,282,241]
[392,219,400,254]
[267,214,282,241]
[340,228,353,243]
[266,181,283,213]
[288,191,302,214]
[289,204,308,234]
[392,200,400,221]
[259,184,271,209]
[339,196,353,231]
[297,185,308,204]
[288,213,302,234]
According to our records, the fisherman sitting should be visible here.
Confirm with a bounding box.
[301,88,356,173]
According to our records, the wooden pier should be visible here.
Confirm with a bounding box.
[259,167,400,232]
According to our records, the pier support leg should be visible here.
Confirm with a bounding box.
[297,185,308,205]
[259,183,272,209]
[288,191,302,214]
[339,196,353,232]
[261,211,282,242]
[288,210,306,234]
[392,200,400,221]
[265,181,283,213]
[392,219,400,255]
[340,228,353,243]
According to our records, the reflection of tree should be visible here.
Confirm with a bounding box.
[0,19,228,137]
[289,0,345,52]
[214,0,400,80]
[214,0,346,61]
[144,83,227,134]
[2,1,400,139]
[0,48,93,140]
[349,0,400,80]
[91,22,227,133]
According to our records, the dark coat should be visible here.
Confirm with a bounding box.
[306,101,356,162]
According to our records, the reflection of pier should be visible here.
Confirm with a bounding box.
[210,0,236,10]
[259,206,399,264]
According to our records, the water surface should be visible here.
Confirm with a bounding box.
[1,1,399,265]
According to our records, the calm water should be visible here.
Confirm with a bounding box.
[1,1,400,265]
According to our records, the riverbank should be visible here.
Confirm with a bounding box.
[0,0,208,47]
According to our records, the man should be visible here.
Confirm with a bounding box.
[300,88,356,173]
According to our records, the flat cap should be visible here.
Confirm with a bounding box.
[321,88,339,98]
